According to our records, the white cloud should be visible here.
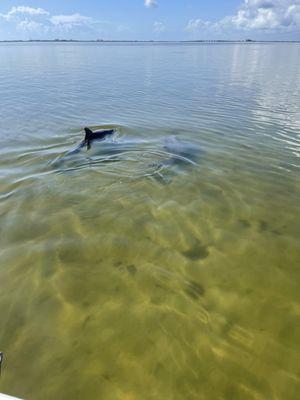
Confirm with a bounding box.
[0,6,49,21]
[11,6,49,16]
[145,0,158,8]
[17,19,48,33]
[50,13,92,30]
[0,6,94,37]
[220,0,300,31]
[186,0,300,34]
[153,21,165,32]
[186,19,212,32]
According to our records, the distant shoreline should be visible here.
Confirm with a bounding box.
[0,39,299,43]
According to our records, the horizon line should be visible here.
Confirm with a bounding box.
[0,39,300,43]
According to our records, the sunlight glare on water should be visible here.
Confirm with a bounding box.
[0,42,299,400]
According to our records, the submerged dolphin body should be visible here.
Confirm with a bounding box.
[163,136,201,166]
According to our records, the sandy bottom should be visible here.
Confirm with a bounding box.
[0,129,299,400]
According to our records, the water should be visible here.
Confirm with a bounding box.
[0,42,299,400]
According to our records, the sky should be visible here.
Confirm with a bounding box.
[0,0,299,41]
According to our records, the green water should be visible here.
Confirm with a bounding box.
[0,43,299,400]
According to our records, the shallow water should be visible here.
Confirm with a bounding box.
[0,42,300,400]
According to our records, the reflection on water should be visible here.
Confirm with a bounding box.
[0,43,299,400]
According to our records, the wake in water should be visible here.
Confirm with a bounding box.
[51,125,204,181]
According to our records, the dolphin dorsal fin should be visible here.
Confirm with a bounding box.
[84,127,93,141]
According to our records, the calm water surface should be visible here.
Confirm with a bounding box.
[0,43,299,400]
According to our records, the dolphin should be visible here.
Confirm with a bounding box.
[63,127,115,155]
[83,127,115,149]
[52,128,203,181]
[50,127,116,166]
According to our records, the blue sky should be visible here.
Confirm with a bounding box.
[0,1,299,40]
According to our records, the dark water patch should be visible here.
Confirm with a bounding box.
[259,220,269,232]
[238,219,251,229]
[82,315,93,329]
[185,280,205,299]
[271,229,283,236]
[113,261,123,269]
[101,372,112,382]
[126,264,137,276]
[113,261,137,276]
[258,220,283,236]
[182,240,209,261]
